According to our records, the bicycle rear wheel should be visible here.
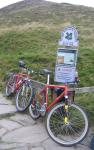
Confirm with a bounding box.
[46,102,88,146]
[16,81,33,111]
[5,74,16,96]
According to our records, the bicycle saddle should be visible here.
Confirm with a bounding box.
[18,60,25,68]
[41,69,52,75]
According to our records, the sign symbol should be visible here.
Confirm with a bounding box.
[65,32,72,40]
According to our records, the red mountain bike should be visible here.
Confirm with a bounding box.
[5,60,33,111]
[29,69,88,146]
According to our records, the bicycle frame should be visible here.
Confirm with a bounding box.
[37,83,69,112]
[10,73,31,92]
[6,62,33,97]
[30,69,70,114]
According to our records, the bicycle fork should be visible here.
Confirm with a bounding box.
[64,96,69,125]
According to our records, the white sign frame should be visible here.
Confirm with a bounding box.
[58,26,79,47]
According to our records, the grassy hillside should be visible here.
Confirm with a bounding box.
[0,0,94,86]
[0,0,94,124]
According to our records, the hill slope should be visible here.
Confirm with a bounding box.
[0,0,94,88]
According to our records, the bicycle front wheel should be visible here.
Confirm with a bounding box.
[29,99,40,120]
[29,91,46,119]
[46,102,88,146]
[16,81,33,111]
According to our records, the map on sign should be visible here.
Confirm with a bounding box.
[56,48,77,66]
[58,26,78,47]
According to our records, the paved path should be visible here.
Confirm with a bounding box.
[0,93,93,150]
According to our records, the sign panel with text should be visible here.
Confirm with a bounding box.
[54,65,76,83]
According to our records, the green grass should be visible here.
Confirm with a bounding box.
[75,93,94,126]
[0,27,94,88]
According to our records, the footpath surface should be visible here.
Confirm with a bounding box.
[0,93,93,150]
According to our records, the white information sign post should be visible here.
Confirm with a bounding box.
[54,26,79,84]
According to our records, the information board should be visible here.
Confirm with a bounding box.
[56,48,77,67]
[54,48,78,83]
[54,65,76,83]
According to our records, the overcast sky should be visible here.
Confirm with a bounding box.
[0,0,23,8]
[0,0,94,9]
